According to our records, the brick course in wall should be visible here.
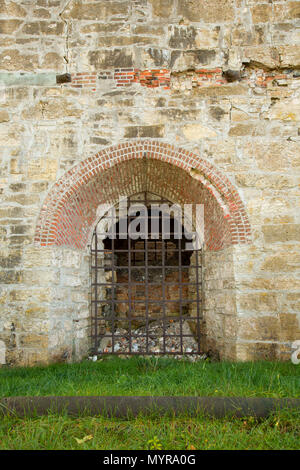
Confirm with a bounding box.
[69,67,293,92]
[70,73,97,90]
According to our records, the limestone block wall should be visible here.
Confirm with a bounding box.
[204,247,237,360]
[0,0,299,365]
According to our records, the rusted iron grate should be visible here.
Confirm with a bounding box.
[90,192,203,356]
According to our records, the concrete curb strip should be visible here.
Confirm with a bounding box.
[0,397,299,418]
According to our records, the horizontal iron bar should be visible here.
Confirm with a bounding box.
[91,281,201,286]
[91,299,200,304]
[91,248,198,253]
[90,316,201,322]
[91,265,201,269]
[98,351,199,355]
[93,334,200,339]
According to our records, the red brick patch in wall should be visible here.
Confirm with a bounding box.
[113,68,170,88]
[192,68,226,87]
[114,68,137,86]
[69,68,292,91]
[71,72,97,90]
[71,69,170,90]
[138,69,170,89]
[35,140,251,251]
[251,70,288,88]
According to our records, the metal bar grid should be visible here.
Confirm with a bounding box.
[90,191,203,356]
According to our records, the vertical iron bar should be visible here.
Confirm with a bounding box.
[178,237,183,354]
[111,237,115,353]
[128,217,132,354]
[162,226,166,354]
[145,192,149,354]
[195,246,201,354]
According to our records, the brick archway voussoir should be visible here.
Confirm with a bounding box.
[34,139,251,250]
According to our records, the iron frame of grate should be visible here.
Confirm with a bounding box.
[89,192,203,356]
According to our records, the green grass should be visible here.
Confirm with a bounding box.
[0,409,299,450]
[0,356,299,397]
[0,358,299,450]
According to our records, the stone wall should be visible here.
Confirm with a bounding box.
[203,246,237,360]
[0,0,299,365]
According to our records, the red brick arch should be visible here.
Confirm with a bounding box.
[34,140,251,251]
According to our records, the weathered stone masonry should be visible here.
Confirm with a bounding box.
[0,0,300,365]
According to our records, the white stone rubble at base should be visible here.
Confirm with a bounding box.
[96,320,207,362]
